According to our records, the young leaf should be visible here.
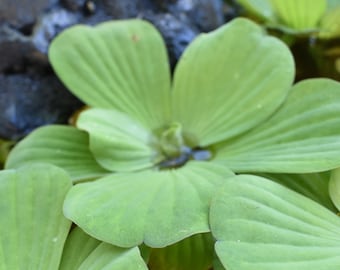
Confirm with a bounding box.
[329,168,340,211]
[210,174,340,270]
[49,19,171,130]
[63,161,234,248]
[5,125,109,182]
[77,108,161,172]
[216,78,340,173]
[258,172,337,212]
[59,227,101,270]
[148,233,214,270]
[172,18,294,147]
[0,164,72,270]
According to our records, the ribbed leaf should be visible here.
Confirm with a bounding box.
[329,168,340,211]
[5,125,109,182]
[236,0,275,21]
[216,78,340,173]
[148,233,214,270]
[319,6,340,39]
[172,18,294,147]
[271,0,327,31]
[49,19,171,130]
[0,164,72,270]
[210,174,340,270]
[258,172,337,212]
[63,161,234,248]
[59,227,101,270]
[77,108,160,172]
[78,244,147,270]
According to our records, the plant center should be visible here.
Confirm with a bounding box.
[157,122,212,169]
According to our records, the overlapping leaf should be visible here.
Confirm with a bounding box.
[77,108,161,172]
[5,125,109,182]
[49,19,171,130]
[63,161,234,248]
[0,164,72,269]
[172,18,294,147]
[329,168,340,211]
[210,174,340,270]
[216,79,340,173]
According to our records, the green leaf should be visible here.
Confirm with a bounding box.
[49,19,171,130]
[216,78,340,173]
[5,125,109,182]
[78,244,148,270]
[319,6,340,39]
[148,233,214,270]
[172,18,294,147]
[270,0,327,31]
[63,161,234,248]
[258,172,337,212]
[210,174,340,270]
[77,108,161,172]
[59,227,101,270]
[0,164,72,269]
[329,168,340,212]
[236,0,275,21]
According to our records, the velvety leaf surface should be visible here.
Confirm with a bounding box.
[270,0,327,31]
[63,161,234,248]
[258,172,337,212]
[148,233,214,270]
[329,168,340,211]
[216,79,340,173]
[77,108,160,172]
[0,164,72,270]
[49,19,171,130]
[210,174,340,270]
[59,227,101,270]
[5,125,109,182]
[172,18,294,147]
[77,244,148,270]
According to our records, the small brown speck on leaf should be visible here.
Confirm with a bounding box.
[131,34,140,43]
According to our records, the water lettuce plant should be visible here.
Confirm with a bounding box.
[4,17,340,269]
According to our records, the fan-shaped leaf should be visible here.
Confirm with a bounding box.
[0,164,72,269]
[63,161,233,248]
[210,174,340,270]
[329,168,340,211]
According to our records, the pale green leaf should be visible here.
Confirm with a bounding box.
[172,18,294,147]
[77,108,161,172]
[258,172,337,212]
[270,0,327,31]
[59,227,101,270]
[329,168,340,211]
[5,125,109,182]
[236,0,275,21]
[319,6,340,39]
[0,164,72,270]
[216,78,340,173]
[148,233,214,270]
[49,19,171,130]
[210,174,340,270]
[63,161,234,248]
[77,244,148,270]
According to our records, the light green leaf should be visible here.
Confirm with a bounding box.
[236,0,275,21]
[172,18,294,147]
[216,78,340,173]
[5,125,109,182]
[148,233,214,270]
[329,168,340,211]
[270,0,327,31]
[210,174,340,270]
[63,161,234,248]
[79,244,147,270]
[49,19,171,130]
[319,6,340,39]
[258,172,337,212]
[59,227,101,270]
[77,108,161,172]
[0,164,72,270]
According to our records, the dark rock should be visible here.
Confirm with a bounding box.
[144,12,198,68]
[0,74,83,140]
